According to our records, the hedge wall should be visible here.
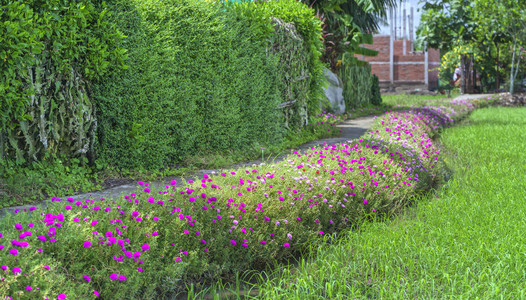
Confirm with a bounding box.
[0,0,125,165]
[94,0,325,169]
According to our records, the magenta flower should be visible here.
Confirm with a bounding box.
[83,275,91,282]
[9,249,18,256]
[132,211,139,217]
[118,275,127,281]
[12,267,21,274]
[175,257,181,262]
[57,293,67,299]
[109,273,118,281]
[283,243,290,248]
[14,224,22,230]
[230,240,236,245]
[26,286,33,291]
[65,205,72,210]
[94,290,100,297]
[141,244,150,251]
[83,241,92,248]
[137,267,144,272]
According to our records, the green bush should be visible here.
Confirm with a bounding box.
[0,0,126,165]
[94,0,326,170]
[370,74,382,105]
[340,64,380,110]
[228,0,326,123]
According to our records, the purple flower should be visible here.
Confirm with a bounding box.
[94,290,100,297]
[118,275,127,281]
[9,249,18,256]
[14,224,22,231]
[109,273,118,281]
[283,243,290,248]
[12,267,21,274]
[141,244,150,251]
[83,275,91,282]
[137,267,144,272]
[26,286,33,291]
[230,240,236,245]
[83,241,92,248]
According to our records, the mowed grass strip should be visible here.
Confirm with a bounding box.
[252,107,526,299]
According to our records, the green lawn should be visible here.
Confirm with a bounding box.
[381,90,460,108]
[250,106,526,299]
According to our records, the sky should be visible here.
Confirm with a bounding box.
[377,0,424,39]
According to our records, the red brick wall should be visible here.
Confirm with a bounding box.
[357,35,440,88]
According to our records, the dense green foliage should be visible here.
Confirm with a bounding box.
[94,0,283,169]
[94,0,326,170]
[418,0,526,92]
[370,74,382,105]
[0,0,126,164]
[252,106,526,298]
[229,0,326,122]
[340,64,379,110]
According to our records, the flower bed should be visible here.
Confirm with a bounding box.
[0,98,494,299]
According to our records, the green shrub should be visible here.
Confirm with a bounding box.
[370,74,382,105]
[0,0,126,165]
[93,0,286,170]
[340,64,380,110]
[228,0,326,122]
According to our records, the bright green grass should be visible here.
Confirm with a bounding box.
[382,90,460,108]
[248,107,526,299]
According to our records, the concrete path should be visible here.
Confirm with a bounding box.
[0,115,379,218]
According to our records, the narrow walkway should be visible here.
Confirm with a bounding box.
[0,115,378,217]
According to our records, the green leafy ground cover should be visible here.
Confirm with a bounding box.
[249,106,526,299]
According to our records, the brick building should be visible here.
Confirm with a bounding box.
[357,35,440,89]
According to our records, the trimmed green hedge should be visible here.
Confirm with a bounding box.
[94,0,325,169]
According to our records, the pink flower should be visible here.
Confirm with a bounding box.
[230,240,236,245]
[83,275,91,282]
[137,267,144,272]
[94,290,99,297]
[109,273,118,281]
[14,224,22,230]
[141,244,150,251]
[57,294,67,299]
[26,286,33,291]
[83,241,92,248]
[12,267,21,274]
[170,180,177,185]
[118,275,127,281]
[175,257,181,262]
[283,243,290,248]
[9,249,18,256]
